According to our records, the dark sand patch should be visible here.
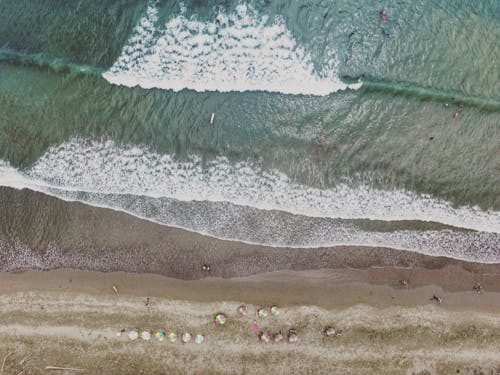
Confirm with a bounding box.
[1,187,499,281]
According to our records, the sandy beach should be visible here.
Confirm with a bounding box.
[1,1,500,373]
[1,268,500,375]
[1,189,500,374]
[1,187,499,279]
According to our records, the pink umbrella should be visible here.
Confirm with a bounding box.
[259,331,270,344]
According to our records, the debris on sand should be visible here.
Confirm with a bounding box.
[431,295,442,304]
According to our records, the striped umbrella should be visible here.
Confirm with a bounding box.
[274,331,284,343]
[154,331,165,342]
[128,330,138,341]
[181,332,192,343]
[257,308,269,318]
[237,305,248,317]
[214,313,227,325]
[167,332,178,343]
[270,305,280,316]
[194,334,205,344]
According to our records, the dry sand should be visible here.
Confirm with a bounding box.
[1,268,500,375]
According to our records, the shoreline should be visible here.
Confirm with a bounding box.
[1,187,499,281]
[1,187,500,373]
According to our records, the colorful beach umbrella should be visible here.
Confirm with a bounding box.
[128,330,138,341]
[270,305,280,316]
[288,329,298,343]
[141,330,151,341]
[167,332,178,343]
[214,313,227,325]
[259,331,271,344]
[181,332,192,343]
[324,326,337,337]
[237,305,248,317]
[274,331,284,343]
[257,308,269,318]
[154,331,166,342]
[194,334,205,344]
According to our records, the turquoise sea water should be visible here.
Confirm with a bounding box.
[0,0,499,261]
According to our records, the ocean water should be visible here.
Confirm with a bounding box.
[0,0,499,262]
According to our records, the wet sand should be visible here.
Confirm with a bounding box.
[1,269,500,375]
[1,187,500,374]
[1,187,499,279]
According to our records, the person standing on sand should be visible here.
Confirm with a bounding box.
[252,321,258,333]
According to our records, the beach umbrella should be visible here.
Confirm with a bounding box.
[259,331,271,344]
[194,334,205,344]
[167,332,178,343]
[141,330,151,341]
[288,329,298,343]
[324,326,336,337]
[128,329,138,341]
[237,305,248,317]
[257,308,269,318]
[270,305,280,316]
[154,331,166,342]
[274,331,284,343]
[181,332,192,343]
[214,313,227,325]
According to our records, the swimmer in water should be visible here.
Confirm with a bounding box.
[381,10,387,21]
[382,28,391,38]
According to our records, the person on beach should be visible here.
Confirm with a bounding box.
[252,321,258,333]
[431,295,442,304]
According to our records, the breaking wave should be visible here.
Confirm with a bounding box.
[0,139,499,263]
[103,3,360,95]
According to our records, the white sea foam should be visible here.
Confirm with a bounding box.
[0,141,499,262]
[18,140,500,233]
[103,3,360,95]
